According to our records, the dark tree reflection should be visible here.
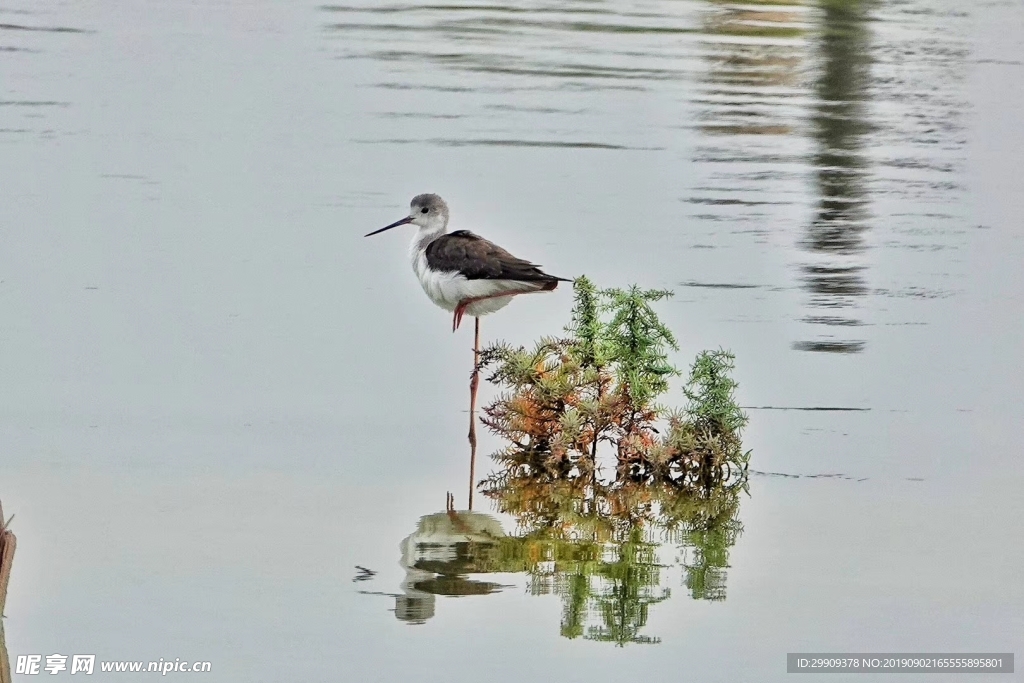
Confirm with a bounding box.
[796,0,873,352]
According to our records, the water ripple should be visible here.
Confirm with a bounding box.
[322,0,972,353]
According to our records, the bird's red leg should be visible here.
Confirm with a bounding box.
[453,301,469,332]
[454,287,555,333]
[467,316,480,510]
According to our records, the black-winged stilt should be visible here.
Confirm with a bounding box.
[366,194,568,331]
[366,193,569,503]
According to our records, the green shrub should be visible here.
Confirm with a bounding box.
[480,276,749,488]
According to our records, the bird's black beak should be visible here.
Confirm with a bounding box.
[365,215,413,237]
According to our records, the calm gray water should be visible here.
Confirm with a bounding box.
[2,0,1022,680]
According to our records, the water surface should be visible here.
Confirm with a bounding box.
[1,0,1022,680]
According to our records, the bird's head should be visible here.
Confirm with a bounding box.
[366,193,450,237]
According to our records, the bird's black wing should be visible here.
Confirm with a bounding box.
[426,230,569,282]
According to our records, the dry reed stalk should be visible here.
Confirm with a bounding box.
[0,499,13,683]
[0,619,9,683]
[0,500,14,616]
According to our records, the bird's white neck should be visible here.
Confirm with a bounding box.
[409,224,446,256]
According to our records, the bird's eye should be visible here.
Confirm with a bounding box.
[421,207,429,214]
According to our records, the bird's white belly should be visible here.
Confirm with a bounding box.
[411,250,527,316]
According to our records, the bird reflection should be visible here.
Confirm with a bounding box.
[379,473,745,646]
[392,510,508,625]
